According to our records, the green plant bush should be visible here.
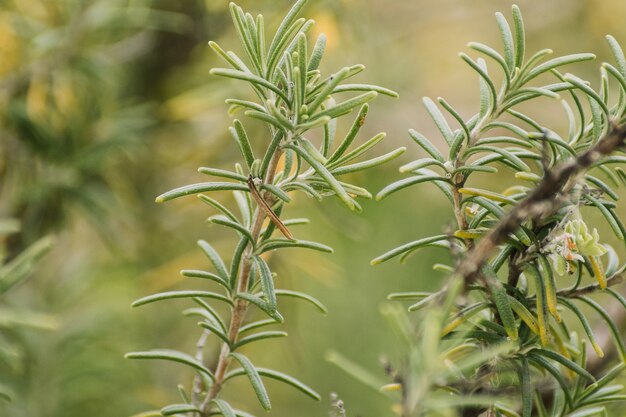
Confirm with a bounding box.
[50,1,626,417]
[127,1,402,416]
[366,5,626,417]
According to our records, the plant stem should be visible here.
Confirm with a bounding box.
[456,123,626,285]
[200,145,284,414]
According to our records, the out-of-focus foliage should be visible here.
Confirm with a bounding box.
[0,1,625,417]
[0,219,54,403]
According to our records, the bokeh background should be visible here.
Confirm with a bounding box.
[1,0,625,416]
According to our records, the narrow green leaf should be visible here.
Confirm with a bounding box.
[257,238,333,254]
[161,404,201,416]
[237,293,284,322]
[311,91,378,121]
[564,73,610,117]
[125,350,215,381]
[211,68,289,103]
[181,269,230,288]
[512,5,525,69]
[286,144,355,210]
[275,289,327,314]
[211,398,237,417]
[199,194,239,224]
[209,40,245,70]
[557,297,604,357]
[333,84,399,98]
[0,236,53,294]
[485,266,518,340]
[585,195,624,240]
[156,182,248,203]
[460,54,497,114]
[239,319,279,334]
[229,4,262,75]
[209,216,254,243]
[245,110,286,130]
[331,147,406,176]
[260,130,284,178]
[266,0,309,77]
[198,320,232,346]
[607,35,626,78]
[463,145,530,172]
[529,349,595,381]
[252,256,276,310]
[198,240,230,279]
[131,291,232,308]
[372,235,450,265]
[423,96,454,146]
[229,353,271,410]
[527,354,574,407]
[231,120,256,168]
[388,292,432,301]
[307,67,350,114]
[576,296,626,361]
[522,53,596,85]
[308,33,326,71]
[376,175,451,201]
[408,129,445,162]
[495,11,515,71]
[193,298,228,332]
[327,104,368,164]
[230,237,249,288]
[0,383,13,402]
[468,42,509,81]
[234,331,287,349]
[399,157,447,173]
[327,132,386,168]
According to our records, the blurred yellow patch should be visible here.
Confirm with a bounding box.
[0,14,21,77]
[26,75,48,121]
[311,12,338,52]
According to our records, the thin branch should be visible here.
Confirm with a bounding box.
[456,123,626,285]
[199,145,285,414]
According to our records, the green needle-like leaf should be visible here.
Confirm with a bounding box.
[275,289,327,314]
[156,182,248,203]
[126,350,215,381]
[131,291,232,308]
[229,353,272,410]
[161,404,201,416]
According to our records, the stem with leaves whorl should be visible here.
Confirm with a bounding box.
[201,147,283,412]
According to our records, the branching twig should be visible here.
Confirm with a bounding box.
[456,123,626,285]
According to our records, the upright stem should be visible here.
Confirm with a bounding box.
[200,147,284,413]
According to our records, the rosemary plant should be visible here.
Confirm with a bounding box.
[127,1,402,415]
[373,6,626,417]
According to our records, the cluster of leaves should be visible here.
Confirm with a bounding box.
[127,1,402,416]
[372,6,626,417]
[0,219,54,405]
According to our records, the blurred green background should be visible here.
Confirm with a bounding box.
[1,0,625,416]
